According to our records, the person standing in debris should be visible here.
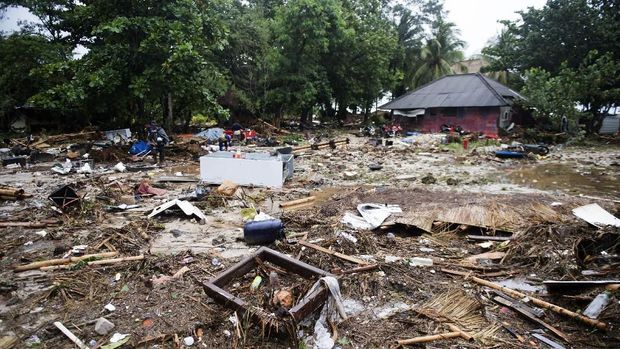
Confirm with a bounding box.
[218,133,231,151]
[561,115,569,133]
[146,121,170,164]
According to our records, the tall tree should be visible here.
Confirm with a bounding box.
[483,0,620,133]
[6,0,229,129]
[483,0,620,75]
[412,15,464,87]
[0,32,69,126]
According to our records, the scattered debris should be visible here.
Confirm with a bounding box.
[583,292,612,319]
[148,199,207,223]
[95,317,115,335]
[572,203,620,228]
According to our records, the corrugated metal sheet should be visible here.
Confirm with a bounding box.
[599,115,620,134]
[380,73,522,110]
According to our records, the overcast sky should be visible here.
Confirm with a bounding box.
[1,1,547,57]
[444,0,547,56]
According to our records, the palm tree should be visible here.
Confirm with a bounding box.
[413,17,464,87]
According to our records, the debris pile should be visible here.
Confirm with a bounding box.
[0,128,619,348]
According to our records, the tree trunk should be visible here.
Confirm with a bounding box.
[299,109,309,130]
[167,93,173,131]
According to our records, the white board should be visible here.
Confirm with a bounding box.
[200,152,286,188]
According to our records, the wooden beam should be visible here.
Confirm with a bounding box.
[298,240,369,265]
[14,252,119,272]
[279,196,316,208]
[492,296,569,342]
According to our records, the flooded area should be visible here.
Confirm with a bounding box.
[506,162,620,198]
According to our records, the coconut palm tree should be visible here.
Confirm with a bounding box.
[413,17,464,87]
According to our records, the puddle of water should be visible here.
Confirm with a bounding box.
[506,163,620,198]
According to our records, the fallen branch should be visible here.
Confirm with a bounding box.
[88,255,144,266]
[54,321,89,349]
[397,331,462,345]
[0,188,25,199]
[14,252,119,272]
[299,240,369,265]
[279,196,316,208]
[441,268,607,330]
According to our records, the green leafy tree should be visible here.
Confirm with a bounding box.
[7,0,229,129]
[0,32,69,127]
[520,51,620,133]
[484,0,619,75]
[412,15,464,87]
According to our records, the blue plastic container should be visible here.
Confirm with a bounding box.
[495,150,525,159]
[243,219,284,245]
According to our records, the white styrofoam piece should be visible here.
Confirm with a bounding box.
[148,199,207,221]
[199,152,289,188]
[572,203,620,228]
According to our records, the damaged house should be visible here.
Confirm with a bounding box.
[380,73,525,136]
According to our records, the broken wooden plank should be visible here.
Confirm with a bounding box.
[14,252,119,272]
[492,295,569,342]
[0,219,61,228]
[463,251,506,264]
[279,196,316,208]
[88,255,144,266]
[493,290,544,317]
[397,332,462,345]
[441,268,608,330]
[532,333,566,349]
[466,235,512,241]
[298,240,370,265]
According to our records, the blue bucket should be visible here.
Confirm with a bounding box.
[243,219,284,245]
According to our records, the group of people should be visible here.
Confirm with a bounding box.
[142,121,250,164]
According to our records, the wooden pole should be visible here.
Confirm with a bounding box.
[0,221,60,228]
[397,332,461,345]
[446,324,473,341]
[279,196,316,208]
[14,252,119,272]
[299,240,369,265]
[441,268,608,330]
[88,255,144,266]
[0,188,24,197]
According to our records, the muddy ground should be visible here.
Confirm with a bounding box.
[0,130,619,348]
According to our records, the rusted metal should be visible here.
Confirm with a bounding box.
[203,246,333,333]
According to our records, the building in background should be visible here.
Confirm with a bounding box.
[379,73,524,136]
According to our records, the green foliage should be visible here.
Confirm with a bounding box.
[520,50,620,132]
[0,0,470,129]
[412,15,464,87]
[483,0,620,133]
[483,0,619,75]
[0,32,69,124]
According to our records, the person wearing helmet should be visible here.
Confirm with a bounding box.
[146,121,170,164]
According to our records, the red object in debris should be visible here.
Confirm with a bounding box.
[463,138,469,150]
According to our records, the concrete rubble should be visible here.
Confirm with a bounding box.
[0,127,619,348]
